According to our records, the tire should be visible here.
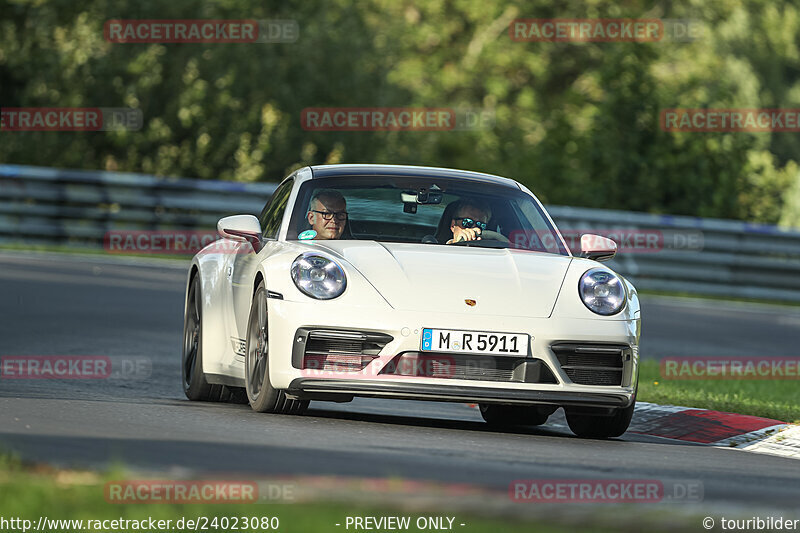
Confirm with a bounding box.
[479,404,550,427]
[565,391,636,439]
[182,275,213,401]
[245,282,309,415]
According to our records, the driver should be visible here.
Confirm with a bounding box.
[306,189,348,240]
[446,200,492,244]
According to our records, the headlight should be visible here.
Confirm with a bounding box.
[579,268,625,315]
[291,252,347,300]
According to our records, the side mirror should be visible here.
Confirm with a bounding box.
[217,215,263,253]
[580,234,617,262]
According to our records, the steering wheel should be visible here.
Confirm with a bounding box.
[478,230,510,243]
[449,230,511,246]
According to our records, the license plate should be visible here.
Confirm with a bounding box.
[421,328,529,356]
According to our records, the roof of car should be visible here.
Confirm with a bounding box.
[308,164,521,189]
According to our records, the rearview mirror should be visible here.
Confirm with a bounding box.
[580,234,617,262]
[217,215,263,253]
[401,189,443,205]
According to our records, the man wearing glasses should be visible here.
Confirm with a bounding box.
[306,189,348,240]
[446,200,491,244]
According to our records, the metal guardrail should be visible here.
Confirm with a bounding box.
[2,164,800,302]
[549,206,800,302]
[0,164,276,244]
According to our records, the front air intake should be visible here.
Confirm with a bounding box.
[292,329,393,371]
[378,352,558,384]
[551,343,631,386]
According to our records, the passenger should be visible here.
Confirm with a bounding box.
[306,189,348,240]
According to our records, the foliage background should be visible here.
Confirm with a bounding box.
[2,0,800,225]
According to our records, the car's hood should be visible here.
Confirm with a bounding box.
[308,241,572,318]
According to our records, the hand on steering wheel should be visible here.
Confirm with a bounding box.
[452,226,482,243]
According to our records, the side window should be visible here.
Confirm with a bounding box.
[259,179,294,239]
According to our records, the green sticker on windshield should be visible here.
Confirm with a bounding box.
[298,230,317,240]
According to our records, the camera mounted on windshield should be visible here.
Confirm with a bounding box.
[402,187,443,213]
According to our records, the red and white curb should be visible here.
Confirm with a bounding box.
[628,402,798,458]
[468,402,799,459]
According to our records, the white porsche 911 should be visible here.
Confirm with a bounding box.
[182,164,640,438]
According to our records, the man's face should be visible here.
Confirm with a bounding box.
[450,206,489,234]
[306,196,347,239]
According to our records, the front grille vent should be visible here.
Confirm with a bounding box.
[379,352,520,381]
[303,354,375,373]
[551,344,629,386]
[293,329,393,371]
[379,352,557,384]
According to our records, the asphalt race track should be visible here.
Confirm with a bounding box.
[1,251,799,515]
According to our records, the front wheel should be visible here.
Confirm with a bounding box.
[182,275,258,403]
[245,283,308,414]
[565,392,636,439]
[182,275,213,400]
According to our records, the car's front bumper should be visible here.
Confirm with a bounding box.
[287,378,634,408]
[264,298,640,409]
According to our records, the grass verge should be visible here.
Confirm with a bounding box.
[0,461,633,533]
[638,360,800,423]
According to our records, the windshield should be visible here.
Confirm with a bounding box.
[286,175,569,256]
